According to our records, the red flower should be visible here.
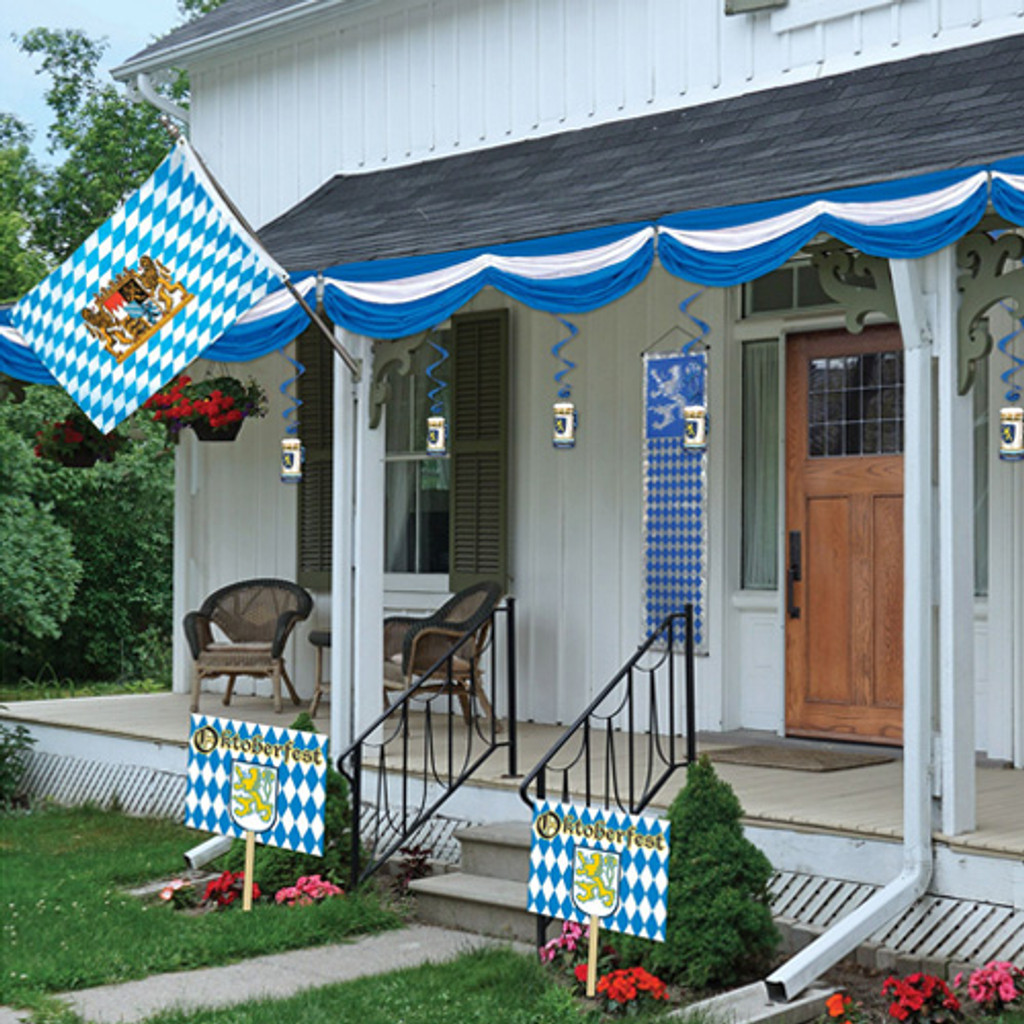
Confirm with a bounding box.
[574,964,589,984]
[827,994,851,1017]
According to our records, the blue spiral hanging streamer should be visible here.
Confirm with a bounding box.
[678,290,711,354]
[997,300,1024,403]
[426,332,449,416]
[280,354,304,435]
[552,316,579,399]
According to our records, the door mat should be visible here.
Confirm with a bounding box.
[708,744,895,772]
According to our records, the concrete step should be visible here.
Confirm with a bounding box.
[455,821,532,883]
[409,872,535,944]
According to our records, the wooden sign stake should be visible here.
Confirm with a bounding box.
[243,831,255,911]
[586,913,600,997]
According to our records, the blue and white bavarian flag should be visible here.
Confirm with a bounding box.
[10,139,285,433]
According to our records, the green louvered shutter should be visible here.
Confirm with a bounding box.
[296,325,334,590]
[449,310,509,593]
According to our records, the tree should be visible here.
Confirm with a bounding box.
[17,28,172,263]
[0,115,48,302]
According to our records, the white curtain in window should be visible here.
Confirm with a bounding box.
[742,342,780,590]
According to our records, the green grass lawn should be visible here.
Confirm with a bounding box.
[0,805,401,1008]
[143,947,609,1024]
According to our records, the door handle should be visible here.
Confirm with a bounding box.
[787,530,802,619]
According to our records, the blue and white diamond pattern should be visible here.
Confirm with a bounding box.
[11,140,283,434]
[643,352,707,649]
[527,800,670,942]
[185,714,328,856]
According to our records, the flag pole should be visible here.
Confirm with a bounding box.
[160,120,361,380]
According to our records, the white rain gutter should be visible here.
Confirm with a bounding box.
[127,72,190,128]
[765,255,939,1002]
[111,0,380,81]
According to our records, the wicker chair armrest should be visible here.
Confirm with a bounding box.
[406,625,476,677]
[270,609,307,659]
[183,611,212,661]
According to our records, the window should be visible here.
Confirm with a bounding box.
[742,262,835,317]
[741,340,779,589]
[973,364,989,597]
[383,309,511,592]
[806,351,904,458]
[296,324,334,590]
[384,341,451,574]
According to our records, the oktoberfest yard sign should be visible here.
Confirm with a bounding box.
[527,800,670,942]
[185,714,328,856]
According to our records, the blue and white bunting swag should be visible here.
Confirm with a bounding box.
[10,139,285,433]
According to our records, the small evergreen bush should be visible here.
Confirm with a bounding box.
[0,722,36,809]
[617,754,779,989]
[223,713,355,893]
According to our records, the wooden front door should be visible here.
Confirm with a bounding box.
[785,327,904,745]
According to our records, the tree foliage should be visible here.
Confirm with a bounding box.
[0,115,49,303]
[15,28,173,264]
[0,387,175,685]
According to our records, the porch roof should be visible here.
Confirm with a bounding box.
[261,33,1024,271]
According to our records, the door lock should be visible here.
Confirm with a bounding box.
[787,530,802,619]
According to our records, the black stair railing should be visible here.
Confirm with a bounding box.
[337,598,516,889]
[518,604,696,815]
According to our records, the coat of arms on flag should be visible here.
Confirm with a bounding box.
[10,139,285,434]
[80,256,193,363]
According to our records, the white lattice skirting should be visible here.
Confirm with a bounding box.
[771,871,1024,973]
[18,750,187,819]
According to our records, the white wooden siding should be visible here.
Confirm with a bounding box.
[188,0,1024,228]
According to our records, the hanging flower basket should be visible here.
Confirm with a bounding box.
[143,374,268,442]
[191,418,244,442]
[34,411,123,468]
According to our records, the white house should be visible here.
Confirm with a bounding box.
[5,0,1021,991]
[107,0,1024,769]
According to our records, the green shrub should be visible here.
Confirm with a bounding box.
[224,713,355,896]
[617,755,779,989]
[0,722,36,809]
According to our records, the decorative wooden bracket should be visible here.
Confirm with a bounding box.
[807,245,897,332]
[368,334,426,428]
[956,230,1024,395]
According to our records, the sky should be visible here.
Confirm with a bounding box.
[1,0,184,163]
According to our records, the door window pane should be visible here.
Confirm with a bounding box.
[807,351,904,458]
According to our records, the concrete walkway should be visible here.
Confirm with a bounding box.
[1,925,525,1024]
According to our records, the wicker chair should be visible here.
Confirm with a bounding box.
[383,581,503,724]
[184,579,313,714]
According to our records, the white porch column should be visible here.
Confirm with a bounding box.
[328,330,385,759]
[329,332,384,757]
[890,256,937,855]
[934,247,976,834]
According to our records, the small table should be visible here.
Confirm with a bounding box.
[308,630,331,717]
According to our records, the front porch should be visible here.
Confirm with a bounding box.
[5,691,1022,863]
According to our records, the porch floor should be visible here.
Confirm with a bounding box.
[3,691,1022,860]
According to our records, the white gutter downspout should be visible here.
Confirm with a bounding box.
[765,254,938,1001]
[126,72,190,128]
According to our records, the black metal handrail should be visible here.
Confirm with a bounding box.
[518,604,696,815]
[336,598,516,889]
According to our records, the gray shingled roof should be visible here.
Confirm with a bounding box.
[259,33,1024,272]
